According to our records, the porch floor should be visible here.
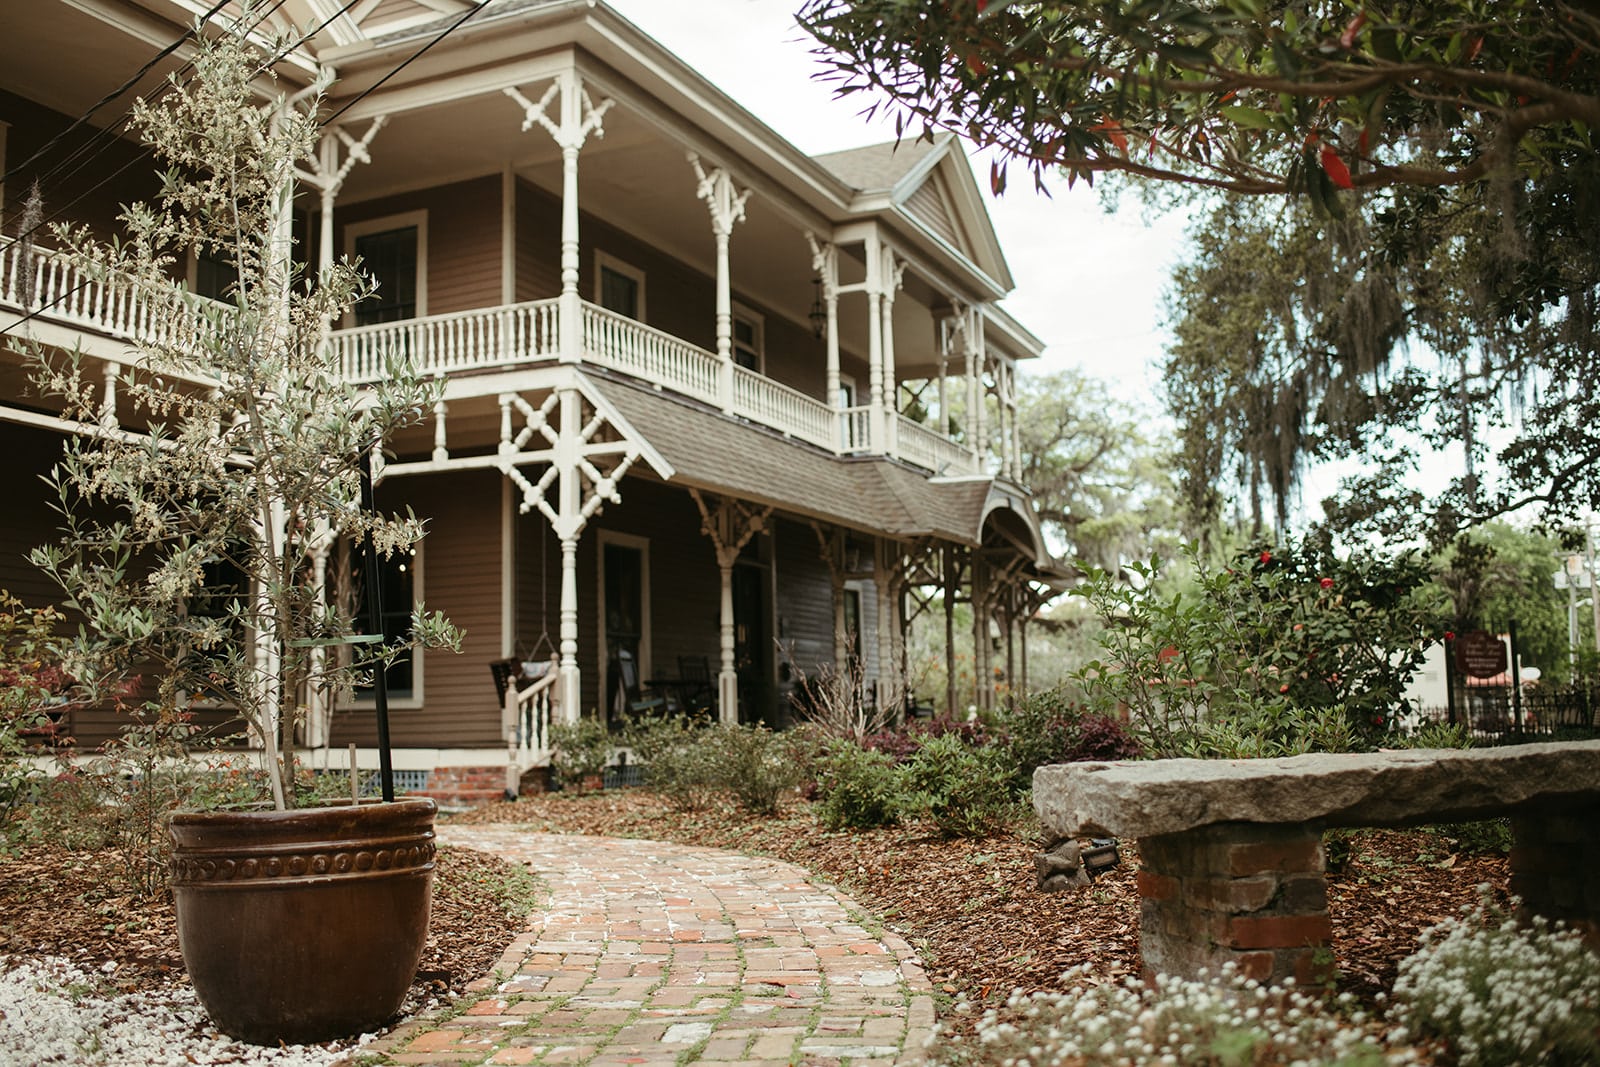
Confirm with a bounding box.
[369,828,936,1065]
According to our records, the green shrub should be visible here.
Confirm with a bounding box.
[813,740,914,830]
[1427,818,1513,856]
[711,724,806,816]
[906,733,1017,838]
[992,687,1142,789]
[1072,538,1442,758]
[0,593,74,849]
[549,717,613,792]
[1390,893,1600,1065]
[623,715,723,811]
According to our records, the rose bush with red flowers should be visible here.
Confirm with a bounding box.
[1071,537,1445,758]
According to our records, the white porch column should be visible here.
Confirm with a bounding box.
[432,382,448,463]
[996,359,1013,480]
[100,360,120,430]
[506,73,614,363]
[937,319,951,439]
[558,535,580,720]
[865,233,885,453]
[807,233,845,451]
[692,491,770,725]
[303,537,332,749]
[964,306,983,465]
[975,306,990,471]
[879,248,905,457]
[806,234,841,405]
[1010,357,1023,482]
[874,538,899,711]
[689,155,751,413]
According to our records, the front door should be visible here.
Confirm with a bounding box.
[733,560,772,726]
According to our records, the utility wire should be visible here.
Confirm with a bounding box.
[2,0,490,341]
[0,0,234,188]
[322,2,487,126]
[10,0,293,223]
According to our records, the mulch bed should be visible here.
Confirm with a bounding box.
[0,787,1509,1038]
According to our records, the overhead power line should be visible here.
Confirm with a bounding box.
[2,0,492,341]
[0,0,235,189]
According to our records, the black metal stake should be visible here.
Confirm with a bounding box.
[1445,632,1458,728]
[1509,619,1524,733]
[359,448,395,802]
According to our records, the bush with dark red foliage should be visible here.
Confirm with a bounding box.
[863,715,989,765]
[1064,713,1142,763]
[855,689,1140,797]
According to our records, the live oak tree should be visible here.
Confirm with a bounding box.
[800,1,1600,542]
[1016,369,1178,567]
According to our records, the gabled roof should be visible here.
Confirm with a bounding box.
[814,135,1015,295]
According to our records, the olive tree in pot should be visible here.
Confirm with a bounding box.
[24,12,461,1045]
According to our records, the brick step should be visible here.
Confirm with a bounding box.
[409,787,509,810]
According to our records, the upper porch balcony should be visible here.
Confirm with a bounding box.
[1,234,981,478]
[328,296,979,476]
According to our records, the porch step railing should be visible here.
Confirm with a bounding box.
[504,657,560,786]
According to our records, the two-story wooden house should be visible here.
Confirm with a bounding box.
[0,0,1059,791]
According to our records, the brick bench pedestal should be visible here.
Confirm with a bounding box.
[1139,823,1331,985]
[1034,740,1600,983]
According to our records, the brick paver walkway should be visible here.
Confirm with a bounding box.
[369,828,937,1067]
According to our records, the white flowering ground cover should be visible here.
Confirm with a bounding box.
[0,956,378,1067]
[931,962,1420,1067]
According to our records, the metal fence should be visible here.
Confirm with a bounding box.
[1418,683,1600,740]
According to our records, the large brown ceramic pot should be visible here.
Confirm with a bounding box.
[168,797,437,1045]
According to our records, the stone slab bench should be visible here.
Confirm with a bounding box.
[1033,740,1600,985]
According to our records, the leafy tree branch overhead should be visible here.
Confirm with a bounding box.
[803,0,1600,543]
[797,0,1600,205]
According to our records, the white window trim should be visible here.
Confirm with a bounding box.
[342,209,428,327]
[596,530,652,686]
[350,540,426,711]
[594,251,646,322]
[731,301,765,374]
[838,372,859,408]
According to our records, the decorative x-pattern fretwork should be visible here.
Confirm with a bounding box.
[497,388,640,542]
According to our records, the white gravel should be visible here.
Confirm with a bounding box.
[0,956,387,1066]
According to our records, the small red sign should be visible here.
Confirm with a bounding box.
[1454,630,1507,679]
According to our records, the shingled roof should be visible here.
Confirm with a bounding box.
[590,372,1024,551]
[811,138,943,192]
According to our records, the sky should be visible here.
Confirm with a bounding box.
[603,0,1196,407]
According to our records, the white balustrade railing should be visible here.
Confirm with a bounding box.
[1,236,222,352]
[731,365,838,449]
[581,303,721,404]
[895,413,979,475]
[331,299,560,382]
[840,406,874,453]
[7,242,982,473]
[504,657,560,782]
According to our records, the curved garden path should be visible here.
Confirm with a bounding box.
[365,828,937,1066]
